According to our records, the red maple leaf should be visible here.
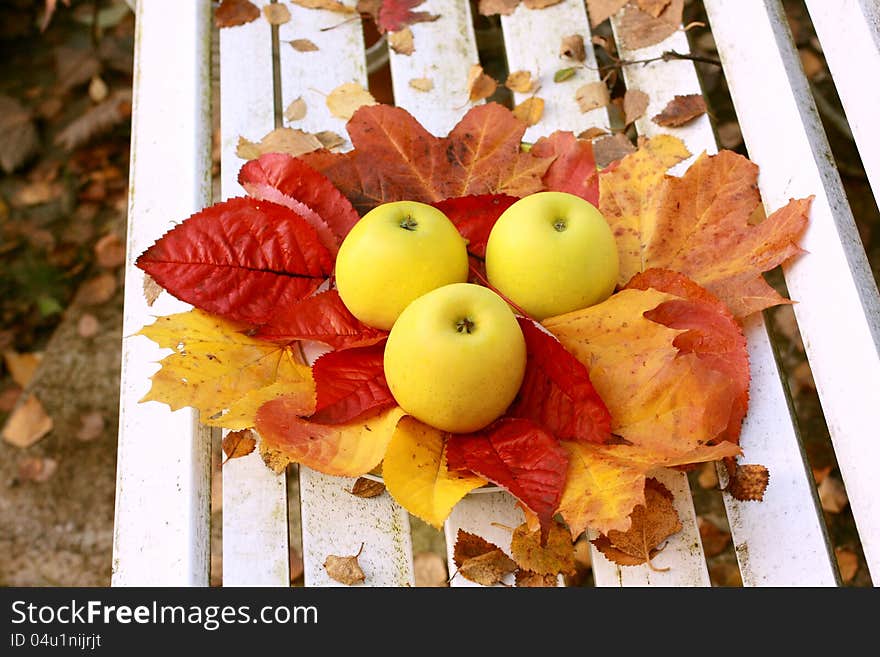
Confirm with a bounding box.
[256,289,388,350]
[358,0,440,33]
[238,153,360,255]
[446,418,569,536]
[136,197,333,325]
[509,318,611,444]
[310,342,395,424]
[302,103,552,215]
[432,194,519,260]
[531,131,599,205]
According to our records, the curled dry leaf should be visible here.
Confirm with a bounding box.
[215,0,260,28]
[585,0,627,27]
[409,77,434,92]
[505,70,538,94]
[284,97,308,122]
[515,570,558,587]
[323,544,365,585]
[623,88,649,126]
[291,0,355,14]
[17,457,58,483]
[262,3,291,24]
[578,126,610,140]
[453,530,517,586]
[575,81,610,112]
[236,128,322,160]
[222,428,257,463]
[1,394,53,448]
[290,39,319,52]
[726,463,769,502]
[560,34,587,62]
[388,27,414,55]
[510,521,576,576]
[467,64,498,102]
[326,82,378,120]
[350,477,386,498]
[314,130,346,150]
[652,93,707,127]
[616,0,683,50]
[512,97,544,127]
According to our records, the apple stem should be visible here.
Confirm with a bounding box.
[456,317,476,334]
[399,216,418,231]
[468,262,537,323]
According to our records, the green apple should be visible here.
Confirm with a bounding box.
[383,283,526,433]
[485,191,619,320]
[335,201,469,330]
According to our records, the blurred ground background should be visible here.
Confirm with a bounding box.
[0,0,876,587]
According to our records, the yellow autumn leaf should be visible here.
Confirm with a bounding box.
[383,416,487,528]
[597,134,690,285]
[139,309,314,429]
[326,82,377,120]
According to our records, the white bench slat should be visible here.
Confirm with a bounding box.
[279,1,415,587]
[706,0,880,584]
[220,0,290,586]
[805,0,880,204]
[609,12,837,586]
[112,0,213,586]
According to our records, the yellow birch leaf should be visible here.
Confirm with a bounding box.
[138,309,314,429]
[384,416,487,528]
[326,82,377,120]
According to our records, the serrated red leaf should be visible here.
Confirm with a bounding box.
[238,153,360,255]
[431,194,519,259]
[376,0,439,33]
[531,131,599,205]
[509,318,611,444]
[302,103,552,215]
[136,197,333,325]
[625,268,749,444]
[256,289,388,349]
[446,418,569,535]
[310,342,395,424]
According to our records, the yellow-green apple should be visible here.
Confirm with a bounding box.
[485,191,618,320]
[383,283,526,433]
[335,201,469,330]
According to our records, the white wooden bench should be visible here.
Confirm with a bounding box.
[111,0,880,587]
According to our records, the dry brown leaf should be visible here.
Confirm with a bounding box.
[623,88,649,125]
[55,90,132,152]
[94,232,125,269]
[616,0,683,50]
[523,0,563,8]
[143,274,162,307]
[78,273,117,305]
[3,351,42,388]
[2,394,53,448]
[505,70,538,94]
[467,64,498,102]
[284,97,308,122]
[409,77,434,92]
[575,81,610,113]
[592,132,636,167]
[835,548,859,583]
[637,0,671,17]
[0,96,39,174]
[698,517,732,557]
[263,3,291,24]
[586,0,627,26]
[291,0,356,14]
[652,93,707,127]
[88,75,108,103]
[478,0,520,15]
[592,478,682,569]
[215,0,261,27]
[727,463,769,501]
[510,521,575,575]
[314,130,346,150]
[222,428,257,463]
[326,82,377,120]
[414,552,448,587]
[515,570,558,587]
[259,443,290,475]
[577,126,610,140]
[349,477,385,498]
[324,544,365,585]
[560,34,586,62]
[75,410,105,442]
[290,39,319,52]
[818,475,848,514]
[77,313,100,339]
[453,529,517,586]
[388,27,414,55]
[512,97,544,127]
[236,128,322,160]
[18,456,58,483]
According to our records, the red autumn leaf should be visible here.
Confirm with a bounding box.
[375,0,439,33]
[256,289,388,349]
[446,417,569,535]
[431,194,519,259]
[508,318,612,444]
[625,268,749,444]
[531,131,599,205]
[238,153,360,255]
[215,0,260,28]
[310,342,395,424]
[136,197,333,325]
[302,103,552,215]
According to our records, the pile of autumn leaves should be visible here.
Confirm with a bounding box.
[136,102,810,578]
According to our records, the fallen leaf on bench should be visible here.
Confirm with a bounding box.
[383,416,486,528]
[585,0,627,27]
[289,38,319,52]
[623,88,649,126]
[512,97,545,127]
[283,97,307,122]
[515,570,558,587]
[510,521,575,576]
[575,81,610,113]
[327,82,377,120]
[17,456,58,483]
[553,67,577,83]
[478,0,520,16]
[262,3,291,25]
[637,0,671,18]
[652,93,707,127]
[3,350,42,388]
[292,0,356,15]
[215,0,260,28]
[388,27,414,55]
[615,0,683,50]
[524,0,563,9]
[359,0,439,34]
[310,342,395,424]
[222,429,257,463]
[2,393,53,448]
[531,130,599,203]
[314,130,346,150]
[725,463,769,501]
[324,544,365,585]
[506,70,538,94]
[142,274,162,307]
[349,477,386,498]
[236,128,322,160]
[467,64,498,102]
[409,77,434,92]
[559,34,587,62]
[453,530,517,586]
[591,478,682,569]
